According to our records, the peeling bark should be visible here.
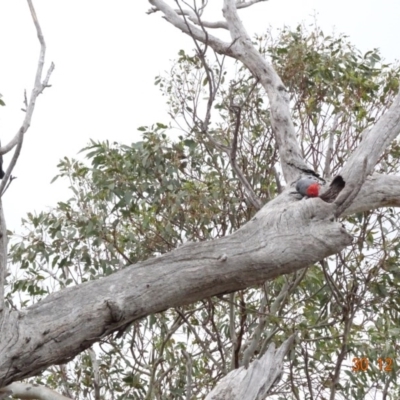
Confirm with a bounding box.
[206,335,295,400]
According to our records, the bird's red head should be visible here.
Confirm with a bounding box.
[306,183,320,197]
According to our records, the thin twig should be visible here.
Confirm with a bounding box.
[175,0,215,131]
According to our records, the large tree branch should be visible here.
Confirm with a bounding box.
[0,198,352,384]
[343,174,400,215]
[2,168,400,384]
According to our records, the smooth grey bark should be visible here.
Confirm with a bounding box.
[206,335,295,400]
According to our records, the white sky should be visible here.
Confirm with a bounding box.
[0,0,399,233]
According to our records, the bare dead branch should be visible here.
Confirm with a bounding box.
[4,382,72,400]
[175,7,228,29]
[146,6,159,14]
[236,0,269,9]
[0,60,54,162]
[0,0,54,187]
[206,334,295,400]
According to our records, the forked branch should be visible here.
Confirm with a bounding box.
[0,0,54,196]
